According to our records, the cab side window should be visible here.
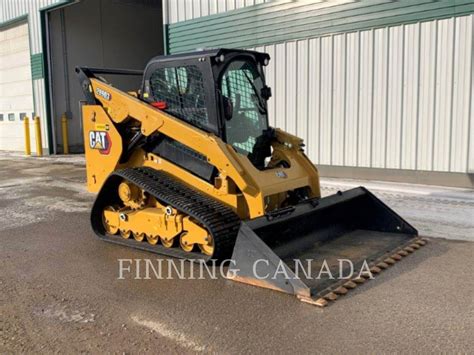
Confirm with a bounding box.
[149,65,208,130]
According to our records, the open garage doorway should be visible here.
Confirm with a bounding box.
[45,0,163,153]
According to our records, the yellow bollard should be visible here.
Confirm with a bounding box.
[34,116,43,157]
[61,113,69,154]
[23,117,31,156]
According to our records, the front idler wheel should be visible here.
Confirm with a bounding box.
[103,206,119,235]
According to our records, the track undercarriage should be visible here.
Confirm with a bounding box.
[94,167,240,261]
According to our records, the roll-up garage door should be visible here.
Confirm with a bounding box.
[0,21,34,151]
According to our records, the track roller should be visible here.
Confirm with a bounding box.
[133,232,145,242]
[146,234,159,245]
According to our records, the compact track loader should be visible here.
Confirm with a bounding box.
[77,49,426,306]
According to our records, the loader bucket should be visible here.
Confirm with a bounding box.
[226,187,426,307]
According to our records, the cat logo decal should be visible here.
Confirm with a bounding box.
[89,130,112,155]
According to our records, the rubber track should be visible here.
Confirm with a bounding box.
[91,167,241,262]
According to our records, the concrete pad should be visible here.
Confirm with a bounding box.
[0,157,472,353]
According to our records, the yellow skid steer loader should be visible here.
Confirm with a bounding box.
[77,49,426,307]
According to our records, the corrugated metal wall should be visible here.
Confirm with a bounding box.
[164,0,271,24]
[249,16,473,173]
[166,0,474,54]
[164,0,473,174]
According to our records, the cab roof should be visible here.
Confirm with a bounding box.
[147,48,270,65]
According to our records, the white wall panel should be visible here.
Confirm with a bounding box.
[250,15,473,174]
[386,25,403,169]
[344,32,359,167]
[319,36,332,165]
[165,0,272,24]
[417,20,437,171]
[470,94,474,172]
[358,30,373,167]
[332,33,345,166]
[296,39,308,144]
[274,42,286,131]
[372,27,388,169]
[469,16,474,174]
[192,0,202,19]
[185,0,193,20]
[451,16,471,172]
[307,37,321,163]
[433,18,454,172]
[285,41,297,135]
[33,78,48,148]
[401,23,420,170]
[263,44,276,127]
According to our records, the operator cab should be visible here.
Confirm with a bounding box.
[141,49,273,169]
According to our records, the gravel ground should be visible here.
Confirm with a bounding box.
[0,155,473,353]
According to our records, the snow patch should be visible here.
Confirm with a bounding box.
[131,315,206,352]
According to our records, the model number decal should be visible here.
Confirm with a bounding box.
[89,130,112,155]
[95,87,111,101]
[94,123,109,131]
